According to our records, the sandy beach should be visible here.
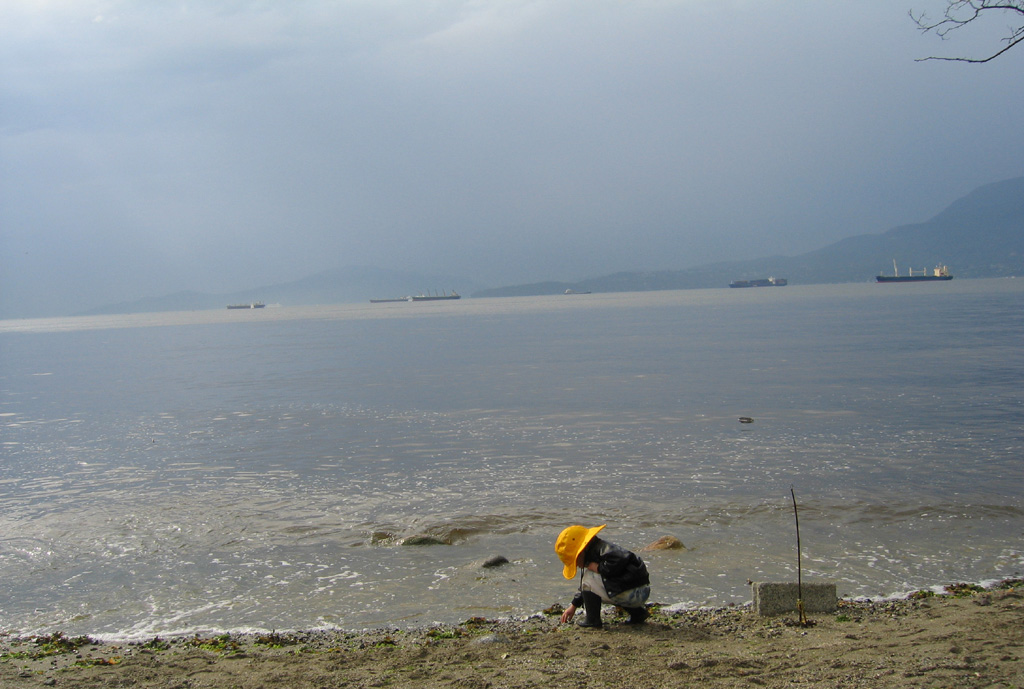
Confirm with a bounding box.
[3,581,1022,689]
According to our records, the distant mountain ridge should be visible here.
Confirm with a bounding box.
[76,176,1023,315]
[473,175,1024,297]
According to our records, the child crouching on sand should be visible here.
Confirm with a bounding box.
[555,524,650,628]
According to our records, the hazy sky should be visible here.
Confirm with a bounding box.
[2,1,1022,317]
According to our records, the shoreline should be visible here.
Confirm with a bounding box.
[4,579,1022,688]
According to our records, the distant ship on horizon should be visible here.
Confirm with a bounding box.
[227,302,266,309]
[370,290,461,303]
[876,261,953,283]
[730,277,787,288]
[410,290,460,301]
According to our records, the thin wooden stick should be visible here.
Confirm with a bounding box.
[791,487,808,625]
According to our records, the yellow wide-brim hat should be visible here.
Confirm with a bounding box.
[555,524,606,579]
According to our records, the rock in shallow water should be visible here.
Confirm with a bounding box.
[400,535,449,546]
[641,536,686,551]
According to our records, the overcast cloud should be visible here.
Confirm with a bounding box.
[2,1,1022,317]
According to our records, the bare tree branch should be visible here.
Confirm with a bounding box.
[912,1,1024,62]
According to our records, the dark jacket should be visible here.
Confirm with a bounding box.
[572,537,649,605]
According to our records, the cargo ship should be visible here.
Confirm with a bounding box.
[410,290,460,301]
[876,261,953,283]
[227,302,266,309]
[729,277,787,288]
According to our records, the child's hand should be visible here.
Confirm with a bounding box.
[560,604,577,624]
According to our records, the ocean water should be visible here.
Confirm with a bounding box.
[1,280,1022,638]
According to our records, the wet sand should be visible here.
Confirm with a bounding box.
[3,582,1022,688]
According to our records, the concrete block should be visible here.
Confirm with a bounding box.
[751,581,837,616]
